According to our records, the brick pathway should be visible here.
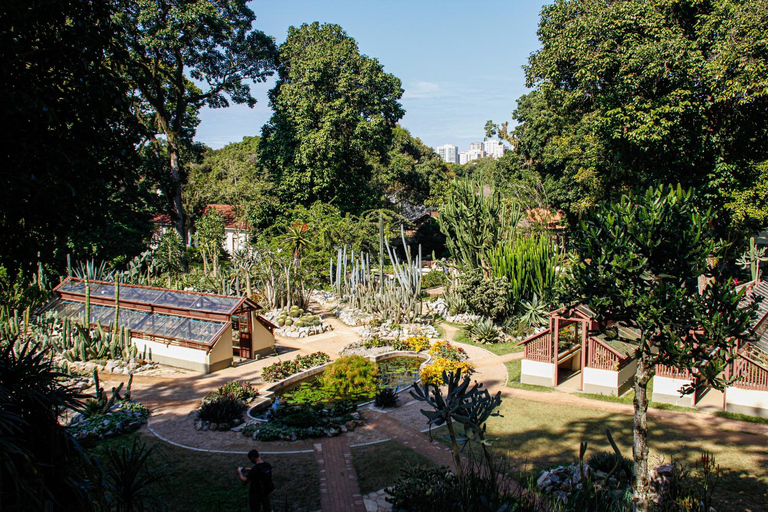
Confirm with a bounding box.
[315,436,366,512]
[365,411,457,469]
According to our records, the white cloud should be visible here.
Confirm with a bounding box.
[402,81,443,99]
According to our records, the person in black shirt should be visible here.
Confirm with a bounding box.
[238,449,274,512]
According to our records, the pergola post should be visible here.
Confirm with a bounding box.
[552,316,560,386]
[580,320,588,391]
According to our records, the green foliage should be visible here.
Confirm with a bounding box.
[260,22,404,214]
[421,270,447,289]
[320,356,379,402]
[519,0,768,233]
[195,209,226,275]
[488,233,560,312]
[205,380,259,403]
[455,269,510,320]
[385,465,459,511]
[1,0,153,275]
[466,317,502,344]
[198,394,246,424]
[261,352,330,383]
[519,294,550,328]
[101,438,170,512]
[0,341,99,511]
[374,387,400,408]
[115,0,278,244]
[249,401,358,441]
[0,266,49,312]
[154,231,186,282]
[587,452,634,481]
[437,179,523,270]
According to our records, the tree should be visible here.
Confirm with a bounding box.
[0,0,153,275]
[195,209,225,276]
[154,230,186,287]
[259,22,404,215]
[508,0,768,234]
[114,0,278,244]
[569,185,754,511]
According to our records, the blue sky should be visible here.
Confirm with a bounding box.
[195,1,547,152]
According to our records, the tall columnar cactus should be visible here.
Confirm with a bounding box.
[437,179,522,270]
[736,237,768,283]
[331,227,424,323]
[84,277,91,327]
[488,233,560,310]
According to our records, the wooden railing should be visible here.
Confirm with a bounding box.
[523,329,552,362]
[588,337,621,370]
[732,354,768,390]
[656,364,692,380]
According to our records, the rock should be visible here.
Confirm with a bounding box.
[351,412,361,420]
[203,421,210,431]
[340,424,348,433]
[219,423,230,431]
[537,471,549,487]
[291,432,298,442]
[104,361,115,373]
[210,423,218,431]
[345,421,357,431]
[364,499,377,512]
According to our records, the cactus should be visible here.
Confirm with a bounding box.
[736,237,768,283]
[84,277,91,327]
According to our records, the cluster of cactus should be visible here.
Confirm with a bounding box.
[83,368,133,417]
[276,306,322,328]
[57,319,138,363]
[330,227,423,324]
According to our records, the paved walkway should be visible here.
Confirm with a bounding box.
[100,301,768,511]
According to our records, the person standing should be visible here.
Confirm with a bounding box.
[238,449,274,512]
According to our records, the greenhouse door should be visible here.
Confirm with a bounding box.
[232,312,252,359]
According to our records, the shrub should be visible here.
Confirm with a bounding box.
[261,352,330,382]
[587,451,633,481]
[198,393,246,424]
[420,358,475,386]
[467,317,502,344]
[455,269,510,320]
[429,340,468,362]
[205,380,258,402]
[422,270,447,289]
[320,355,379,401]
[362,335,388,349]
[386,465,458,510]
[392,335,431,352]
[374,387,399,408]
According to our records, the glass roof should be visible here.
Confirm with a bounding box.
[57,279,244,315]
[48,299,226,346]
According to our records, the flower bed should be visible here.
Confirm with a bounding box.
[261,352,331,382]
[264,307,333,338]
[242,401,364,441]
[69,400,149,441]
[420,341,474,385]
[194,380,261,432]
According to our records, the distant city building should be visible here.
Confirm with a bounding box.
[458,151,469,165]
[484,140,507,159]
[466,148,485,162]
[469,142,484,152]
[436,144,459,163]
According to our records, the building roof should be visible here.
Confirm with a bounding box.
[45,277,263,348]
[204,204,251,230]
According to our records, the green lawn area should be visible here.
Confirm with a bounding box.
[473,397,768,512]
[86,431,320,512]
[351,440,439,494]
[452,327,523,356]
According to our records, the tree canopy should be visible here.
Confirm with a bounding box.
[569,185,754,510]
[0,0,155,274]
[259,22,405,215]
[114,0,278,243]
[508,0,768,234]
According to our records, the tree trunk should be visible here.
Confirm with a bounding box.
[445,417,463,475]
[168,142,188,246]
[632,357,653,512]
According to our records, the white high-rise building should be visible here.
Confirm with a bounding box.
[436,144,459,163]
[469,142,485,153]
[484,140,507,159]
[458,151,470,165]
[466,148,485,162]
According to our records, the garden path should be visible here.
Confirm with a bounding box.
[97,300,767,511]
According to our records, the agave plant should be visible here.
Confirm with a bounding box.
[519,293,550,328]
[467,317,501,344]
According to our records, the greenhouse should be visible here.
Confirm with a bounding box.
[42,277,276,373]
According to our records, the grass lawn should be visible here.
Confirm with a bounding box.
[351,440,439,494]
[453,328,523,356]
[86,431,321,512]
[475,397,768,512]
[714,411,768,424]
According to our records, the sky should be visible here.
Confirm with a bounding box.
[195,0,547,152]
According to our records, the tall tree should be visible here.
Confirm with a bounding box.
[569,185,754,511]
[259,22,404,215]
[114,0,277,244]
[508,0,768,234]
[0,0,153,274]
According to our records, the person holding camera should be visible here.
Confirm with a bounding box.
[238,449,274,512]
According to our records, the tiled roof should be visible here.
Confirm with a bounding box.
[204,204,251,230]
